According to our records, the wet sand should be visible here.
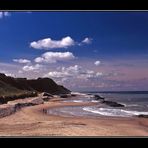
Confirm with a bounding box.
[0,97,148,136]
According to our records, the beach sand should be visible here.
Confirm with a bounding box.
[0,97,148,136]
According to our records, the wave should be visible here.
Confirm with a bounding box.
[71,92,86,95]
[63,100,87,103]
[71,92,91,98]
[91,100,100,103]
[83,107,148,117]
[73,100,84,103]
[126,104,139,107]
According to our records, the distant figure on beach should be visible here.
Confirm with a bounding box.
[43,109,47,114]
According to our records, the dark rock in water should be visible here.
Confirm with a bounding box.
[59,94,69,98]
[87,93,92,95]
[102,100,125,107]
[71,94,77,97]
[43,92,53,97]
[94,95,105,100]
[138,114,148,118]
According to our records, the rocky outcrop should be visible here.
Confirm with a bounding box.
[137,114,148,118]
[101,100,125,107]
[0,96,46,118]
[59,94,69,98]
[42,92,53,97]
[8,96,45,106]
[59,93,77,98]
[93,95,105,100]
[71,94,77,97]
[0,91,37,104]
[0,104,16,118]
[42,97,52,102]
[91,94,124,107]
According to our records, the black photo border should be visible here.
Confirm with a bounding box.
[0,0,148,146]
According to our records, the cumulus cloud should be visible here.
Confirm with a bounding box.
[94,60,101,66]
[45,65,102,80]
[34,51,75,63]
[47,71,68,78]
[5,73,15,77]
[82,37,92,44]
[0,12,11,19]
[0,70,15,77]
[30,36,93,50]
[46,65,82,78]
[96,72,103,76]
[13,59,31,64]
[22,64,42,72]
[30,36,75,49]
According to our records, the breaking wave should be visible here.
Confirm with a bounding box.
[83,107,148,117]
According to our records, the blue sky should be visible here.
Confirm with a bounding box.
[0,11,148,91]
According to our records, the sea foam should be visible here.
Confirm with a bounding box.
[83,107,148,117]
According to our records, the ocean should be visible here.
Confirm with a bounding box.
[47,91,148,118]
[83,91,148,117]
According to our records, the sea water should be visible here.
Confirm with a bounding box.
[82,91,148,117]
[47,91,148,118]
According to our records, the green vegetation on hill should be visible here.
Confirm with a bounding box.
[0,73,70,103]
[0,80,24,96]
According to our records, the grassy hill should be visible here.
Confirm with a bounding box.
[0,80,24,96]
[0,73,70,103]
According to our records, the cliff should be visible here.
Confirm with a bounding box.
[0,73,70,100]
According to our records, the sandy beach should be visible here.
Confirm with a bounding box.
[0,96,148,137]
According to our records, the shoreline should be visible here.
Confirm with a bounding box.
[0,96,148,136]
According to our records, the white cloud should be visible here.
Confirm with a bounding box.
[94,60,101,66]
[5,73,15,77]
[46,65,82,78]
[45,65,102,80]
[96,72,103,76]
[13,59,31,64]
[82,37,92,44]
[47,71,68,78]
[0,12,10,19]
[22,64,42,72]
[34,51,75,63]
[30,36,75,49]
[0,70,15,77]
[18,70,23,74]
[30,36,93,50]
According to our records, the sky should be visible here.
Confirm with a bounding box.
[0,11,148,91]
